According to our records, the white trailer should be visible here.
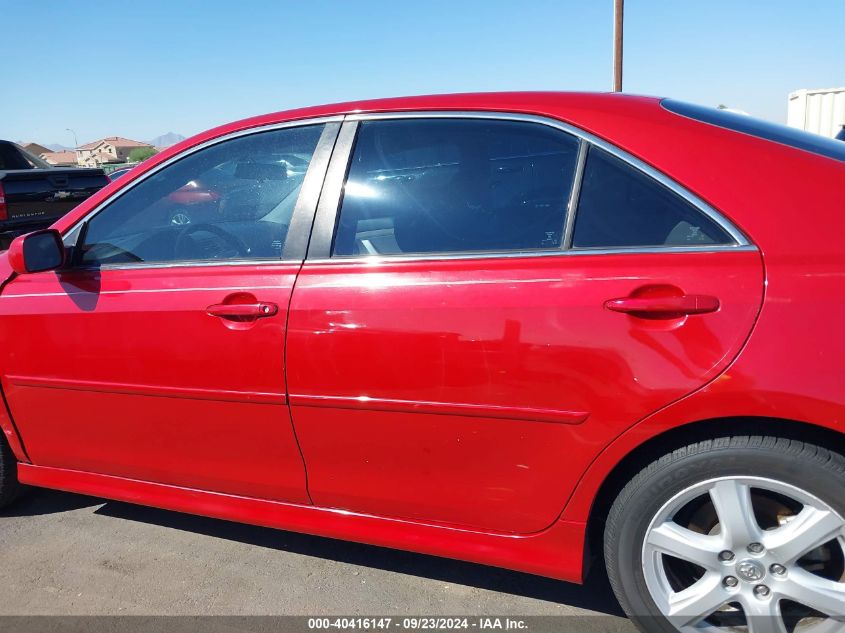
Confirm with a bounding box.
[787,87,845,138]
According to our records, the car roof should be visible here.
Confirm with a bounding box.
[201,91,659,139]
[154,92,665,177]
[232,91,654,122]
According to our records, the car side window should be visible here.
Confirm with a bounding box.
[332,119,580,256]
[572,146,733,248]
[79,124,325,266]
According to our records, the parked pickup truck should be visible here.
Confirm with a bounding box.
[0,140,109,249]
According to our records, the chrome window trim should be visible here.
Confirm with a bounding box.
[562,139,589,249]
[321,110,751,259]
[71,258,304,273]
[61,110,755,274]
[62,115,345,271]
[305,244,758,266]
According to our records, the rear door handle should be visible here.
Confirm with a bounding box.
[206,302,278,320]
[605,294,720,318]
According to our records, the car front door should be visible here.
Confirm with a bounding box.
[286,115,764,533]
[0,121,338,503]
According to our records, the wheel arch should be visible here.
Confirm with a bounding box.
[579,415,845,577]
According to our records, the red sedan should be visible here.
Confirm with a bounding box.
[1,93,844,632]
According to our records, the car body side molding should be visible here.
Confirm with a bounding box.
[6,375,286,405]
[288,394,589,425]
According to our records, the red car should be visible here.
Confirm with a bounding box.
[1,93,844,632]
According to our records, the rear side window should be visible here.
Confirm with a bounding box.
[572,147,733,248]
[332,119,580,256]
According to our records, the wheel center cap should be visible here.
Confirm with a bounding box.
[737,559,766,582]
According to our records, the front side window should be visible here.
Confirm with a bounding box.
[79,124,324,265]
[332,119,580,256]
[572,147,733,248]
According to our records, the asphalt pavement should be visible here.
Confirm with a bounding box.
[0,487,634,632]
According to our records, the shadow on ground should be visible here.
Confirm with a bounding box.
[7,488,624,617]
[6,487,104,516]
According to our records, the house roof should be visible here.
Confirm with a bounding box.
[41,151,77,164]
[78,136,152,150]
[21,142,52,155]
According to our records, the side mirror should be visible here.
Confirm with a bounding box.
[8,229,66,274]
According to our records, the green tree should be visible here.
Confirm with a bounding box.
[128,147,157,163]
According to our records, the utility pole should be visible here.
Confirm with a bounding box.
[613,0,624,92]
[66,128,79,149]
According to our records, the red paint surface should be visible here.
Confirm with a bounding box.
[0,264,308,502]
[287,251,762,532]
[0,92,843,581]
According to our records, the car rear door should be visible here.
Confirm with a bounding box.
[0,120,340,503]
[286,115,764,533]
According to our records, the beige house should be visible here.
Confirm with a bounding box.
[76,137,153,167]
[41,151,78,166]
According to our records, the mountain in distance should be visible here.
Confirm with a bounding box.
[148,132,186,148]
[45,143,72,151]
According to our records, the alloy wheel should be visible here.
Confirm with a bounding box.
[642,476,845,632]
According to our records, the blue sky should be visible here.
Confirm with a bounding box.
[2,0,843,146]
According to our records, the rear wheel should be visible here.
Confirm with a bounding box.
[605,436,845,633]
[0,434,21,508]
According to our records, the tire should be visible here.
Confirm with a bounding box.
[0,433,22,509]
[604,436,845,633]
